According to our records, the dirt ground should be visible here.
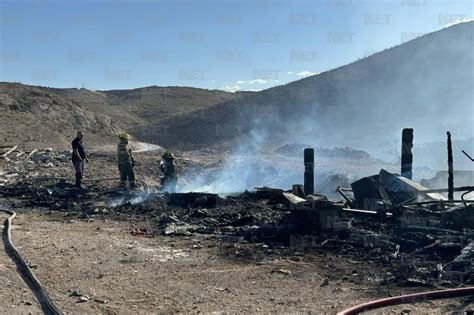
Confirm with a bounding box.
[0,209,471,314]
[0,212,42,313]
[0,145,472,314]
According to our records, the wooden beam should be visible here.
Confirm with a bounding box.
[1,145,18,158]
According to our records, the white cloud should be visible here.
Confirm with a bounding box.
[297,70,317,78]
[220,84,241,93]
[443,18,474,28]
[248,79,267,84]
[235,79,270,85]
[287,71,294,75]
[226,78,279,91]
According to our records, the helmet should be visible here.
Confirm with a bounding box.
[119,132,130,140]
[162,151,175,160]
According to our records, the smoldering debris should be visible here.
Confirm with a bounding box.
[3,167,472,286]
[178,159,281,194]
[1,131,473,288]
[177,152,361,196]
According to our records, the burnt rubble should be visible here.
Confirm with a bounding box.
[1,146,70,186]
[2,169,472,287]
[1,134,473,288]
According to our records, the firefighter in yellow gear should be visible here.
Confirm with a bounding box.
[159,151,177,192]
[117,132,136,188]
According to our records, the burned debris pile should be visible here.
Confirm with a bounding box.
[276,166,473,286]
[2,166,472,287]
[1,146,71,187]
[1,130,473,289]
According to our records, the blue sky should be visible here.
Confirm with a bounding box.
[1,0,472,91]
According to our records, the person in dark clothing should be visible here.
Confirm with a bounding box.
[71,131,88,187]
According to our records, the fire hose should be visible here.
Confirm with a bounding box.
[31,176,150,194]
[337,287,474,315]
[1,208,62,315]
[83,177,151,193]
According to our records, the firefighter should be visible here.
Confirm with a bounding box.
[71,131,88,188]
[159,151,177,192]
[117,132,136,188]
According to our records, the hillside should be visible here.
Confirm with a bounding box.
[46,86,245,132]
[0,83,245,150]
[1,22,472,166]
[147,22,473,167]
[0,83,121,149]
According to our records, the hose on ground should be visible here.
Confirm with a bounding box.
[1,208,62,315]
[337,287,474,315]
[31,177,150,194]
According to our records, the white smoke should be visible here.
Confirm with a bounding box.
[177,127,281,194]
[107,191,153,207]
[172,23,473,194]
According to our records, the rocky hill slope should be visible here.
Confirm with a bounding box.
[0,83,121,149]
[46,86,245,132]
[0,83,245,150]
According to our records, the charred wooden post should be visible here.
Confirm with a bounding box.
[304,148,314,195]
[292,184,306,198]
[447,131,454,201]
[401,128,414,179]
